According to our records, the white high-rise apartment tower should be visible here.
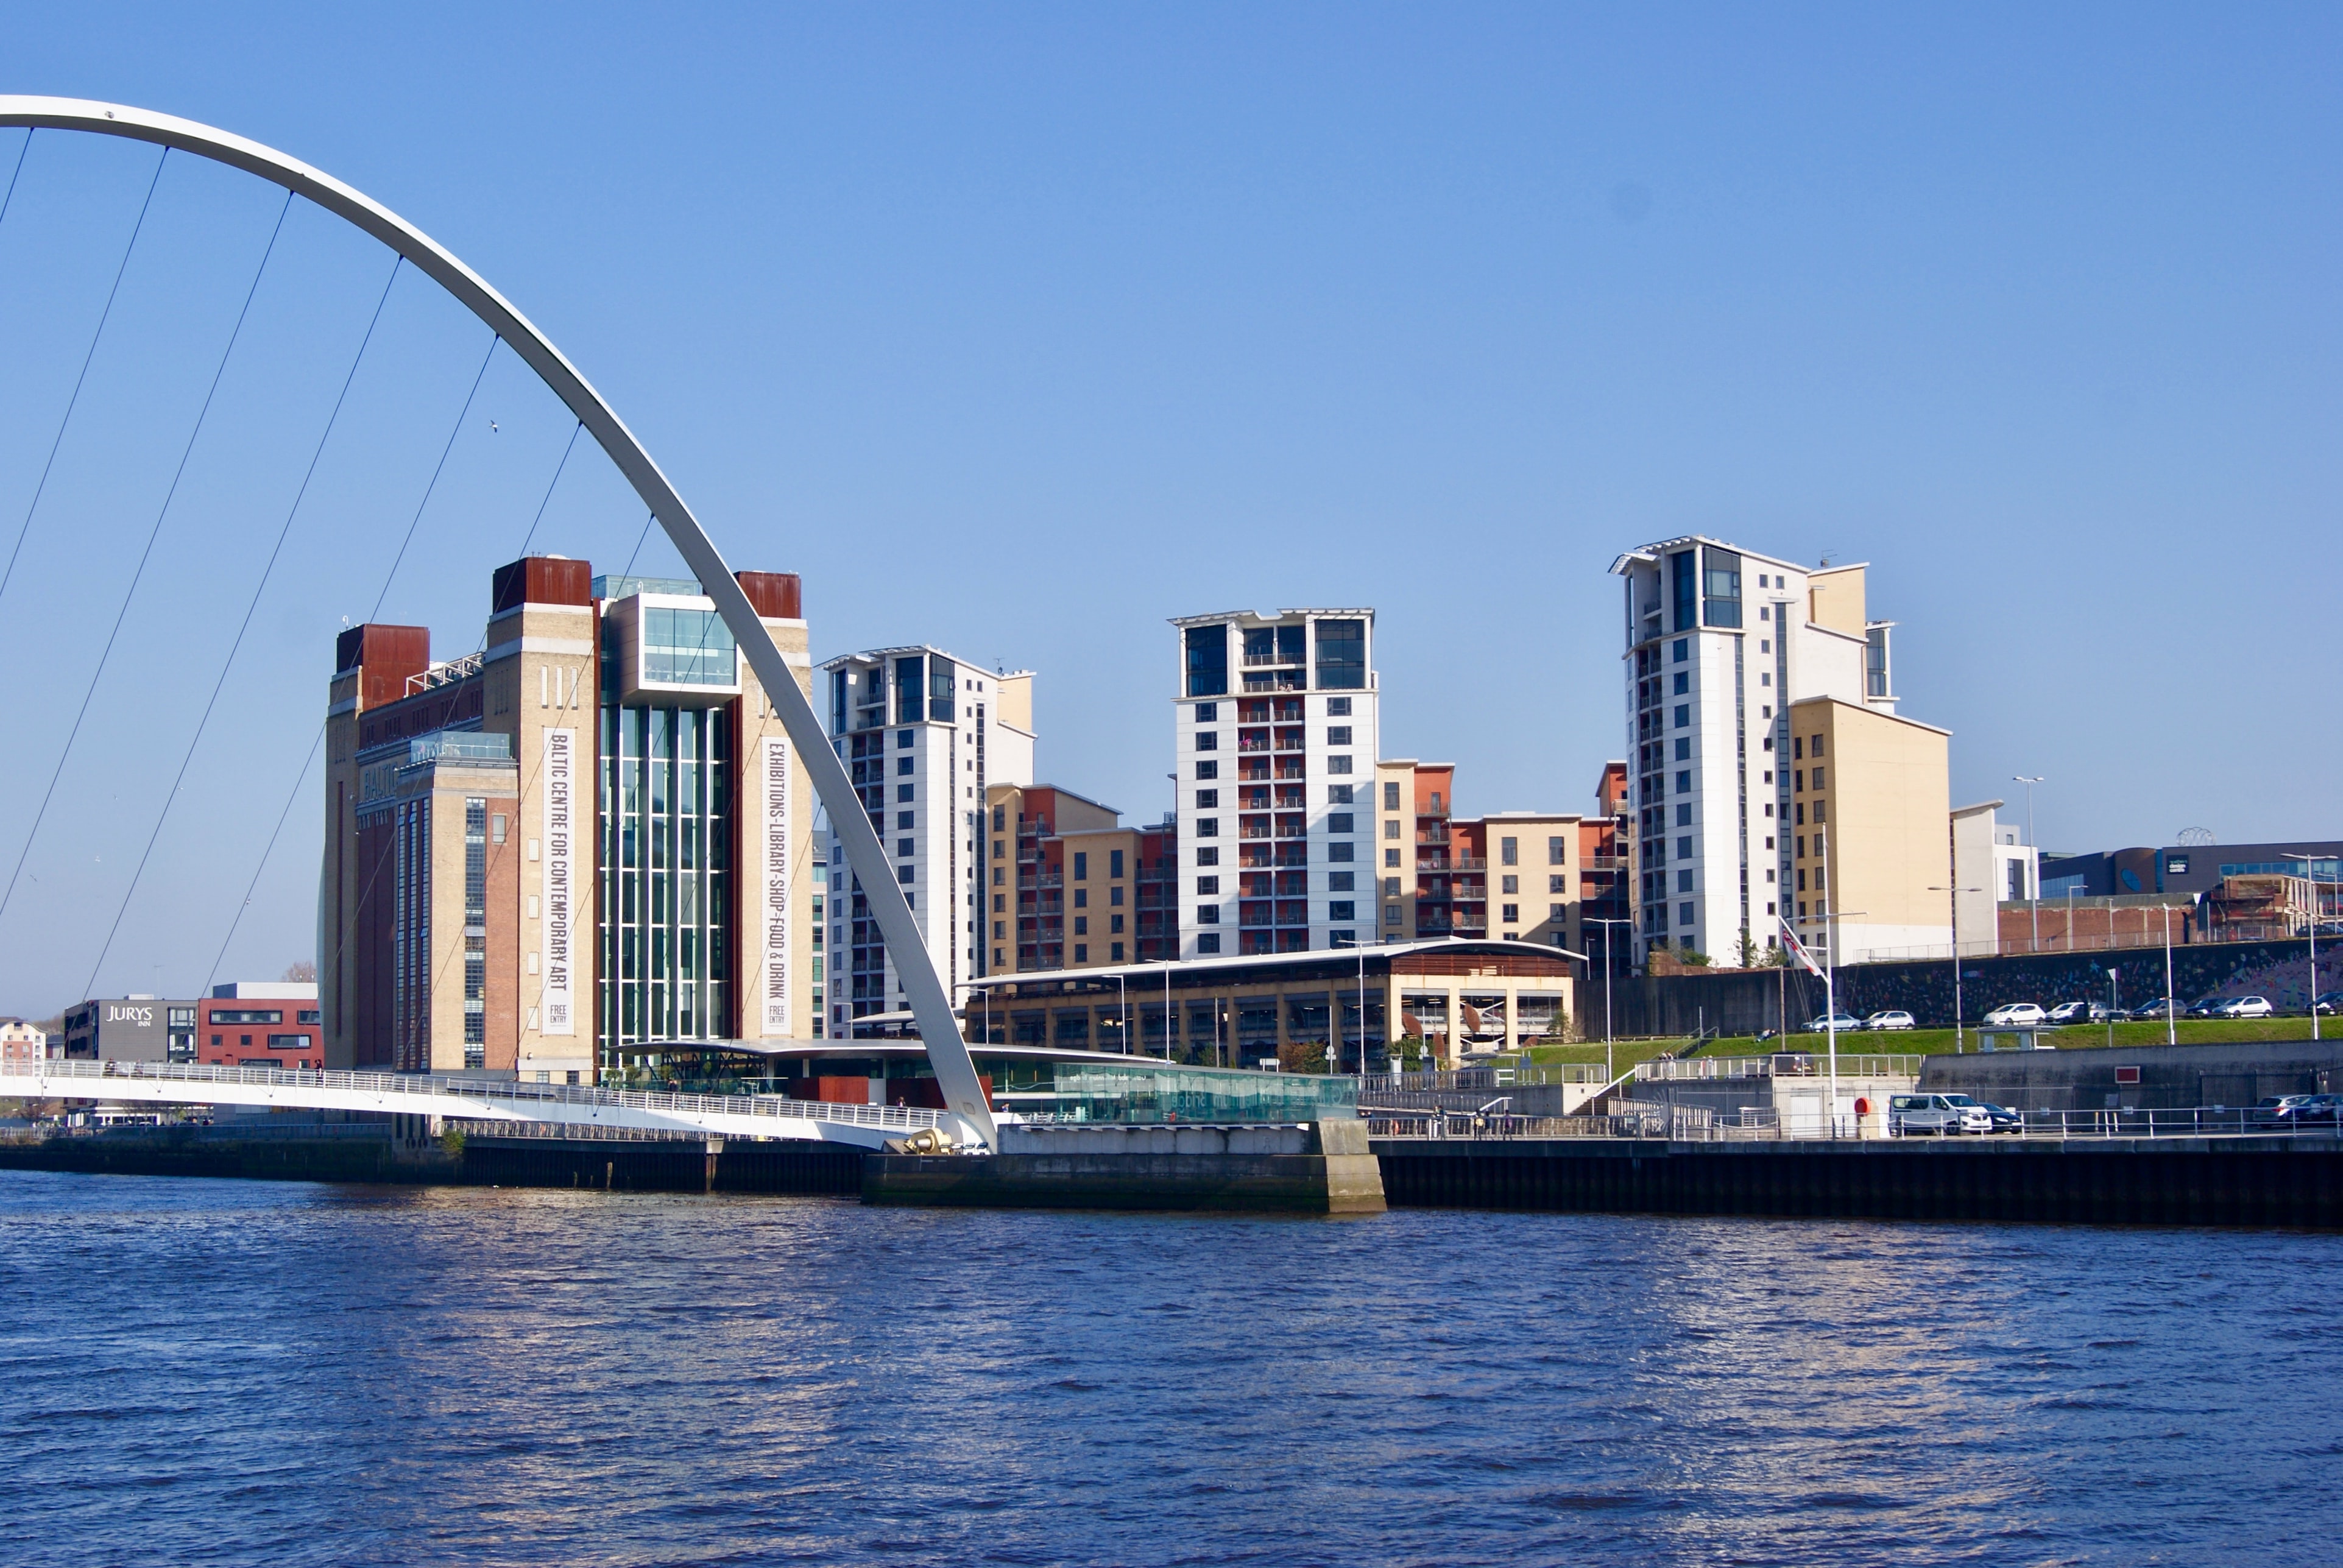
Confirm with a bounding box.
[1610,540,1917,965]
[818,648,1035,1031]
[1172,610,1377,959]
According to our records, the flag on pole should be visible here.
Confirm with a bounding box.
[1779,920,1825,978]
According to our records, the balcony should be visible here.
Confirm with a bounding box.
[1418,829,1449,846]
[1236,738,1271,754]
[1451,856,1487,871]
[1239,824,1273,841]
[1274,763,1307,781]
[1241,652,1300,668]
[1272,849,1309,868]
[1416,802,1449,819]
[1583,855,1625,871]
[1242,671,1304,692]
[1238,760,1270,781]
[1018,872,1064,889]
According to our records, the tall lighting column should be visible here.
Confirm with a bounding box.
[2013,775,2045,955]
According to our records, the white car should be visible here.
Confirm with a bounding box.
[1805,1012,1864,1033]
[2213,995,2275,1019]
[1889,1093,1995,1137]
[1864,1010,1915,1031]
[1982,1002,2047,1027]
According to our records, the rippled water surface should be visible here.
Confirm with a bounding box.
[4,1170,2341,1566]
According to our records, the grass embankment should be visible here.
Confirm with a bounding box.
[1508,1016,2326,1075]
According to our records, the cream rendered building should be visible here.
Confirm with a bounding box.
[1784,696,1952,966]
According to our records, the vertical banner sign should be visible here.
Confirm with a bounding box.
[541,727,576,1036]
[760,735,791,1035]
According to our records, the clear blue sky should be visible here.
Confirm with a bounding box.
[1,4,2336,1014]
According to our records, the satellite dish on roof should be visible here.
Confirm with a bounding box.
[2178,827,2214,846]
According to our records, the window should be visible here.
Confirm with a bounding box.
[1677,836,1693,858]
[1072,852,1088,880]
[897,810,915,829]
[1676,803,1692,826]
[1813,800,1826,824]
[1327,784,1352,803]
[1550,903,1565,919]
[1074,944,1088,962]
[1384,848,1400,868]
[1185,626,1229,697]
[1196,702,1218,723]
[1197,908,1220,926]
[1315,618,1366,688]
[992,805,1005,832]
[1329,842,1354,861]
[1702,544,1742,627]
[1501,903,1518,923]
[1329,901,1355,921]
[1074,916,1088,935]
[1327,697,1351,716]
[1811,735,1825,757]
[1328,813,1354,833]
[1673,704,1689,728]
[897,729,914,749]
[1500,836,1518,866]
[1812,767,1825,789]
[1672,672,1689,695]
[1327,726,1352,746]
[1679,901,1695,925]
[1198,818,1218,837]
[1385,906,1402,925]
[1384,781,1401,811]
[1196,789,1219,809]
[896,837,914,856]
[1501,875,1519,894]
[1677,871,1694,892]
[1548,836,1565,864]
[1675,770,1691,793]
[1384,877,1401,897]
[1196,846,1218,866]
[1197,933,1221,953]
[1384,819,1400,839]
[1671,550,1698,633]
[1111,942,1125,961]
[1793,736,1803,760]
[1198,876,1220,895]
[1195,731,1218,752]
[1111,850,1125,878]
[1328,755,1352,774]
[1674,738,1690,761]
[1549,875,1566,893]
[899,866,915,883]
[1196,760,1218,780]
[1672,637,1687,663]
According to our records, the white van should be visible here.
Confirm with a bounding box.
[1889,1093,1993,1137]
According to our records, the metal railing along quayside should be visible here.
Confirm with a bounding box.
[9,1059,945,1134]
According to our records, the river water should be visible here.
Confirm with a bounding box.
[2,1170,2338,1566]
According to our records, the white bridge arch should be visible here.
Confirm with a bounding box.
[0,96,993,1145]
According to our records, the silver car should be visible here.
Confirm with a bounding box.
[1889,1093,1995,1137]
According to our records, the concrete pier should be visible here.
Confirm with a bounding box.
[864,1121,1387,1213]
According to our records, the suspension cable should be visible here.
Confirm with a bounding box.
[0,128,30,231]
[82,246,404,992]
[0,183,292,932]
[514,419,583,565]
[200,722,326,997]
[0,145,167,609]
[369,331,499,621]
[225,328,501,992]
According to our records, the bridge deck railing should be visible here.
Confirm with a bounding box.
[5,1059,944,1134]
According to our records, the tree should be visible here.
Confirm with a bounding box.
[282,959,317,983]
[1680,950,1713,967]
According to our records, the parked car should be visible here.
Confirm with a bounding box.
[2249,1095,2314,1128]
[1805,1012,1865,1033]
[1982,1002,2047,1027]
[1974,1100,2024,1134]
[2045,1001,2091,1024]
[2313,992,2343,1016]
[1863,1010,1915,1031]
[1889,1093,1995,1137]
[2185,997,2227,1019]
[2213,995,2275,1020]
[2274,1093,2343,1128]
[2129,998,2179,1021]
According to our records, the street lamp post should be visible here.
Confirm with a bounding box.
[1586,917,1633,1087]
[1823,905,1867,1136]
[2281,853,2324,1042]
[2013,775,2044,955]
[1928,883,1982,1053]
